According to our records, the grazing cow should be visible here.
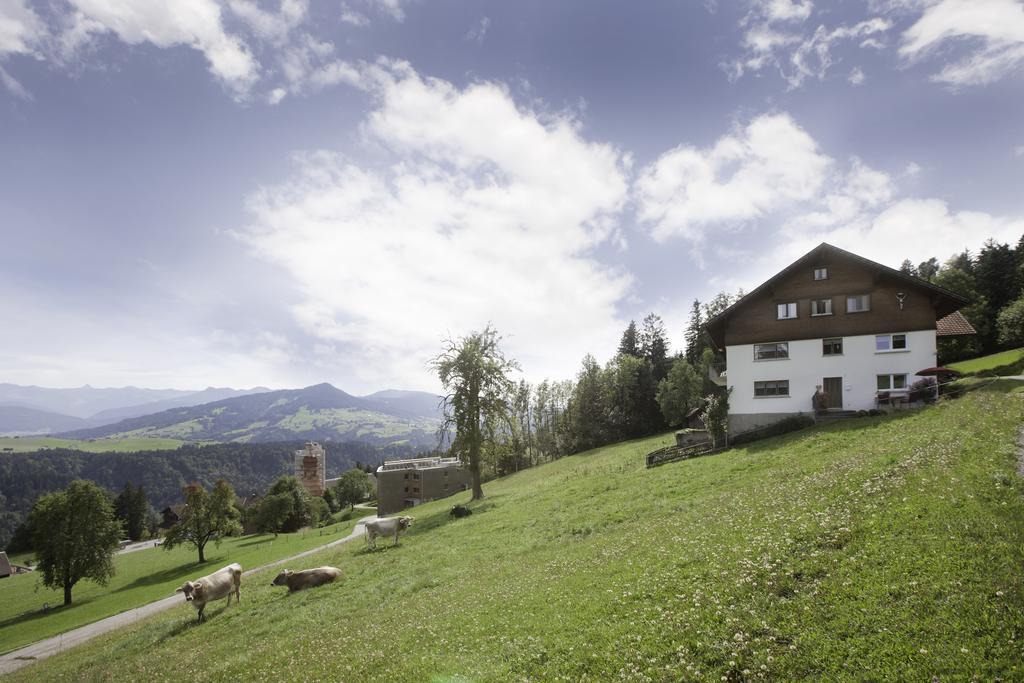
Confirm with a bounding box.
[450,504,472,518]
[176,563,242,622]
[364,516,414,548]
[271,566,342,592]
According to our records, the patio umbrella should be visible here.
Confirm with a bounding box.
[916,367,961,400]
[915,367,962,378]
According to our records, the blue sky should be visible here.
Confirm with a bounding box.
[0,0,1022,393]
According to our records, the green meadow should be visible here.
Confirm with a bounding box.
[11,384,1024,681]
[0,436,186,453]
[0,510,373,653]
[948,347,1024,375]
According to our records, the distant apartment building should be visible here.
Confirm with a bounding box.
[295,441,327,497]
[375,456,471,515]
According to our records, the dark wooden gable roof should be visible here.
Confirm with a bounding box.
[705,243,970,348]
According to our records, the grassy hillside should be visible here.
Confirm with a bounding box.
[0,511,373,653]
[12,386,1024,681]
[0,436,186,453]
[948,347,1024,375]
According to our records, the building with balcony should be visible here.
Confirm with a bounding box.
[375,456,471,515]
[705,243,974,433]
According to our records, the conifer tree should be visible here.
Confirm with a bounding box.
[618,320,641,357]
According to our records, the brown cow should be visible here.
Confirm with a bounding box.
[176,563,242,622]
[270,566,342,592]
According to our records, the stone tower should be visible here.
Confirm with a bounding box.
[294,441,326,497]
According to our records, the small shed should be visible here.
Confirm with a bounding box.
[160,504,187,529]
[685,400,708,430]
[0,551,31,578]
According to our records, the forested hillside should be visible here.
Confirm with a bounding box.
[0,440,418,549]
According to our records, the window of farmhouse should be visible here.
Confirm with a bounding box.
[811,298,833,315]
[876,333,908,351]
[754,380,789,397]
[813,267,828,280]
[777,302,798,319]
[823,337,843,355]
[847,294,870,313]
[877,374,908,391]
[754,342,789,360]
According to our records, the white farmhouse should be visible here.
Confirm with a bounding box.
[705,243,975,433]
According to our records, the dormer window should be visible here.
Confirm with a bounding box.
[777,302,797,319]
[813,267,828,280]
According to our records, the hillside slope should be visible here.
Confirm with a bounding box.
[0,405,88,435]
[15,386,1024,682]
[59,384,441,447]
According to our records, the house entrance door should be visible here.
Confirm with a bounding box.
[823,377,843,409]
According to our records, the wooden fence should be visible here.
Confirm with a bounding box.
[645,441,726,468]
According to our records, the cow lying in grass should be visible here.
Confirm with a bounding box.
[450,504,472,518]
[364,516,414,548]
[176,563,242,622]
[271,566,342,592]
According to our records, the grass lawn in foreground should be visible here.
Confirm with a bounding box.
[0,436,186,453]
[0,510,373,653]
[948,347,1024,375]
[12,386,1024,681]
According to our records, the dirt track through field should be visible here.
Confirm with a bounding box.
[0,516,378,676]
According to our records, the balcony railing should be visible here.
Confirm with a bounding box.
[708,363,727,387]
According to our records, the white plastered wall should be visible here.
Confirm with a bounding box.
[726,329,937,416]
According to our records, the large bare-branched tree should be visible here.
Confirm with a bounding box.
[432,324,519,500]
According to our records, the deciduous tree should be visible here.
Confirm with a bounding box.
[163,480,241,563]
[29,480,121,605]
[433,324,519,500]
[656,358,703,428]
[996,296,1024,348]
[332,469,373,510]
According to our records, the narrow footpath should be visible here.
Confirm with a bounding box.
[0,516,379,676]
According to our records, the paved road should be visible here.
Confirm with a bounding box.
[117,539,162,555]
[0,516,378,676]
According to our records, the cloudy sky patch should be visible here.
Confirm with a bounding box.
[0,0,1021,392]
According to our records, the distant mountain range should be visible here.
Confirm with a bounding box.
[0,405,91,435]
[57,383,442,447]
[0,383,270,435]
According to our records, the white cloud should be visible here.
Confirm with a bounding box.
[369,0,407,21]
[228,0,307,45]
[786,198,1024,269]
[340,6,369,27]
[0,0,45,97]
[728,0,892,88]
[635,113,832,243]
[758,0,814,23]
[267,86,287,104]
[1015,145,1024,157]
[64,0,259,95]
[0,0,44,55]
[900,0,1024,86]
[340,0,408,24]
[465,16,490,45]
[848,66,866,83]
[238,61,632,387]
